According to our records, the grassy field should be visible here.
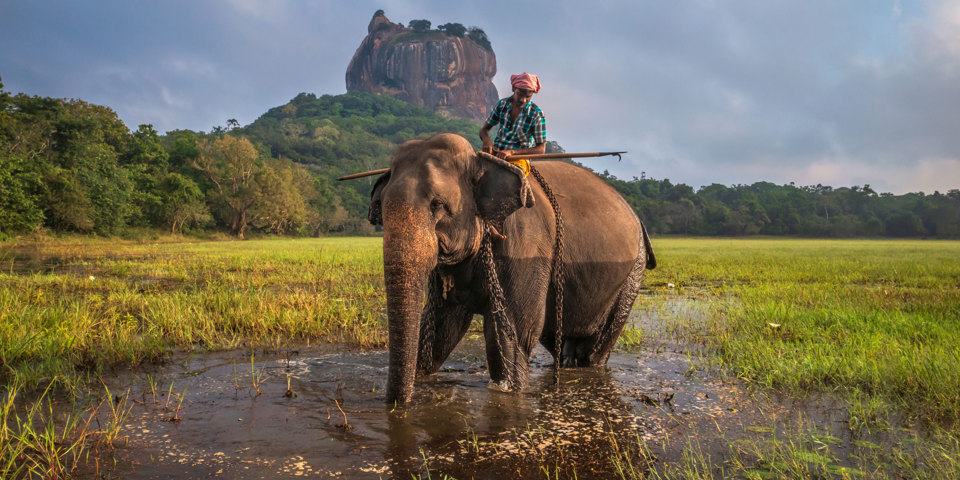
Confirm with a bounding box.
[0,236,386,389]
[2,236,959,414]
[1,235,959,478]
[641,238,960,423]
[623,237,960,479]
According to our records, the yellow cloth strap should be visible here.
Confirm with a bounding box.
[508,158,531,177]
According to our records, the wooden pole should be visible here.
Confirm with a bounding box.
[505,151,626,160]
[336,151,626,181]
[337,168,390,181]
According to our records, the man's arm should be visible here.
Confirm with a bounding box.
[479,124,495,154]
[495,143,545,160]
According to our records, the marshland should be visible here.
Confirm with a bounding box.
[2,235,958,478]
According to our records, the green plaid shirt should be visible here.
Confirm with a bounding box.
[485,97,547,150]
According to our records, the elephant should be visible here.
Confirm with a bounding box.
[368,133,656,404]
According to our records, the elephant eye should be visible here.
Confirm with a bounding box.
[430,198,448,217]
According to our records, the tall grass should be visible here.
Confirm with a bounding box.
[0,237,385,389]
[4,235,959,423]
[0,378,132,479]
[638,238,960,422]
[609,412,960,480]
[4,235,960,478]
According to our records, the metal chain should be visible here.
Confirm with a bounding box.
[416,270,443,373]
[480,233,521,387]
[529,166,565,387]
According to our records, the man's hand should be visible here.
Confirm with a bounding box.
[495,149,513,160]
[482,140,494,154]
[479,124,494,154]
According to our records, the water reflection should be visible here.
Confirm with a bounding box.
[98,337,734,479]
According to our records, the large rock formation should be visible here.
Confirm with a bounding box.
[345,13,499,122]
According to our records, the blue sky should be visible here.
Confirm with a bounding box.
[2,0,958,194]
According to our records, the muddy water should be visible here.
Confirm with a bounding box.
[90,328,769,479]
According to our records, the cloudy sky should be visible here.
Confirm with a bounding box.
[2,1,958,194]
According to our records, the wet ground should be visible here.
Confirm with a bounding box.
[8,242,956,478]
[83,328,779,479]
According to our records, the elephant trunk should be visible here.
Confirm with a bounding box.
[382,201,437,404]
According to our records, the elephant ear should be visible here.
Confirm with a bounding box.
[474,152,535,227]
[368,171,391,226]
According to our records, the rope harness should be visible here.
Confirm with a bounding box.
[480,165,566,388]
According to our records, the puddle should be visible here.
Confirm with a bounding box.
[87,334,764,479]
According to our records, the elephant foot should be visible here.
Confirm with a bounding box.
[486,379,512,392]
[561,338,593,367]
[486,379,526,393]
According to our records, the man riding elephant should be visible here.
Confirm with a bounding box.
[368,130,656,404]
[480,72,547,166]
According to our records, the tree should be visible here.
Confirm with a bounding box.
[37,99,134,234]
[408,19,431,32]
[124,124,170,226]
[192,135,262,238]
[158,172,210,234]
[0,154,44,235]
[0,84,45,235]
[250,161,312,235]
[664,198,701,234]
[163,129,201,170]
[437,22,466,37]
[886,212,925,237]
[310,175,347,235]
[467,27,492,50]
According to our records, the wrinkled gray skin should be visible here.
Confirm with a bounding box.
[370,133,656,404]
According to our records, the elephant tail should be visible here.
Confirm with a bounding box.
[640,221,657,270]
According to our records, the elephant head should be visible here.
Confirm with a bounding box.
[368,133,534,404]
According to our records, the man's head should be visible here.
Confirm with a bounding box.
[510,72,540,105]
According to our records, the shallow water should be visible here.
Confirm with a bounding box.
[90,333,765,479]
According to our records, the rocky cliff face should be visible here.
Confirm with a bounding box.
[345,13,499,122]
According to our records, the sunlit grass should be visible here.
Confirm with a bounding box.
[0,236,385,389]
[4,235,959,423]
[631,238,960,423]
[4,235,959,478]
[0,377,134,479]
[608,411,960,480]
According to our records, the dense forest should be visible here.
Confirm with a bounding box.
[1,78,958,239]
[601,174,960,238]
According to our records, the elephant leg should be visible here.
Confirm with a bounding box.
[539,282,588,367]
[584,255,647,365]
[483,303,544,391]
[416,304,473,376]
[559,338,590,367]
[416,273,473,377]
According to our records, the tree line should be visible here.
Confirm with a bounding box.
[2,77,958,239]
[0,81,347,239]
[0,82,481,239]
[598,172,960,238]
